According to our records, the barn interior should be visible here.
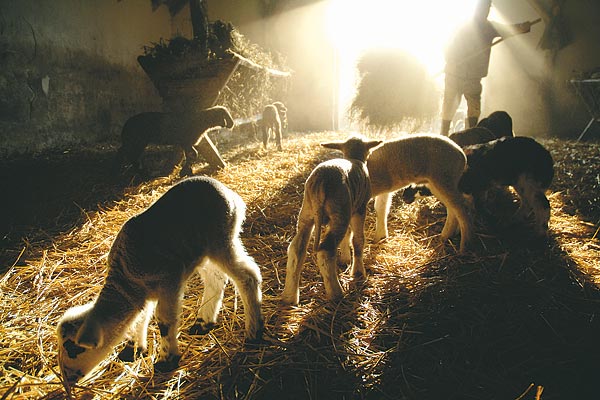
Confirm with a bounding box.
[1,1,600,399]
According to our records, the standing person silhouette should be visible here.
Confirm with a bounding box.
[440,0,532,135]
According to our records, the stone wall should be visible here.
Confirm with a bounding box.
[0,1,172,156]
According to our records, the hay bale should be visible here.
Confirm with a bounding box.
[349,49,440,132]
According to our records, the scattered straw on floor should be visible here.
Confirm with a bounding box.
[1,132,600,399]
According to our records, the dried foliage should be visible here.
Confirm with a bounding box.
[139,21,290,120]
[349,49,440,132]
[1,134,600,399]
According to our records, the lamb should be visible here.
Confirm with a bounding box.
[116,105,235,175]
[476,110,514,139]
[448,110,514,147]
[281,135,382,305]
[260,103,283,150]
[272,101,288,132]
[449,126,497,147]
[459,136,554,235]
[365,133,474,253]
[405,111,515,203]
[57,176,263,391]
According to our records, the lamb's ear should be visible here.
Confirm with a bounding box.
[76,318,104,349]
[321,141,343,150]
[366,140,383,150]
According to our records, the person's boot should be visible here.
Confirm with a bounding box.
[440,120,451,135]
[467,116,478,128]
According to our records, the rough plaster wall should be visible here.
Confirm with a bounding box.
[0,1,172,156]
[484,0,600,138]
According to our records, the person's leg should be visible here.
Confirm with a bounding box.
[464,78,483,128]
[441,74,463,135]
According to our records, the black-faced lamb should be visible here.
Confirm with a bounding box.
[281,135,382,305]
[116,105,234,175]
[365,133,473,253]
[57,176,262,390]
[476,110,514,139]
[260,103,283,150]
[449,126,497,147]
[459,136,554,235]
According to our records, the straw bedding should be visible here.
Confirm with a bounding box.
[1,132,600,399]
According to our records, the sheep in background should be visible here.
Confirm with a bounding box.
[116,106,234,176]
[281,136,382,305]
[459,136,554,235]
[260,104,283,150]
[272,101,288,132]
[364,134,473,253]
[57,176,263,391]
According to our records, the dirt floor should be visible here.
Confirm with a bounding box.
[1,132,600,399]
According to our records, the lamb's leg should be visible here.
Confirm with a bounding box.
[349,213,367,278]
[216,239,264,341]
[338,228,352,266]
[275,123,283,151]
[513,176,535,222]
[373,192,393,242]
[180,146,197,176]
[440,208,458,242]
[118,301,155,362]
[154,283,185,372]
[262,125,269,149]
[282,208,314,305]
[190,261,228,335]
[316,216,348,301]
[514,177,550,235]
[429,183,473,253]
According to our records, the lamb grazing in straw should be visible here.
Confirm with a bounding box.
[281,135,382,305]
[404,110,516,203]
[364,133,474,253]
[116,105,234,175]
[57,176,262,393]
[459,136,554,236]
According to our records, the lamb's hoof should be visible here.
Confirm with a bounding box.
[189,319,216,335]
[118,341,145,362]
[154,354,181,373]
[372,235,387,244]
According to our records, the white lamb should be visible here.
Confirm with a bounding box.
[281,135,382,305]
[57,176,262,392]
[260,103,283,150]
[364,133,473,253]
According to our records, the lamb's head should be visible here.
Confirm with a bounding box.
[218,106,235,129]
[272,101,288,129]
[477,110,513,139]
[57,303,111,390]
[208,106,235,129]
[321,135,382,162]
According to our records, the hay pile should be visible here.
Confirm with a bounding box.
[349,49,440,132]
[1,133,600,399]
